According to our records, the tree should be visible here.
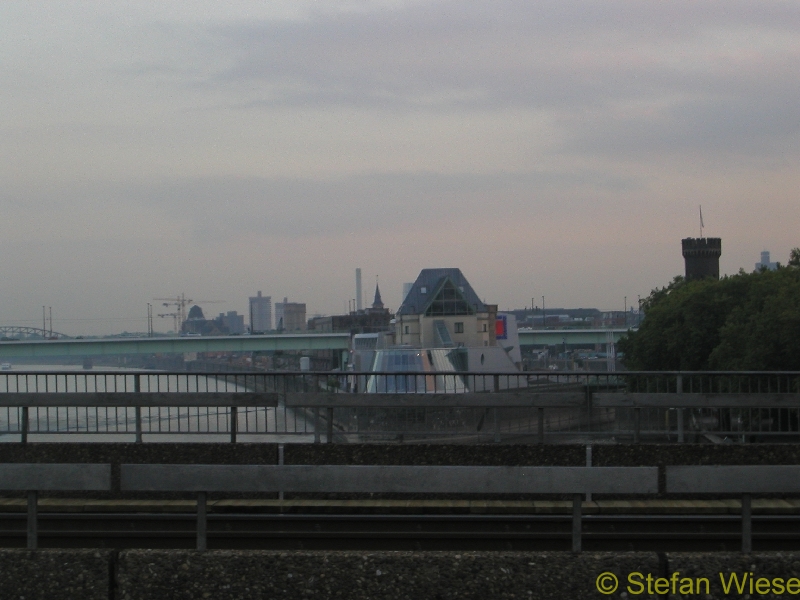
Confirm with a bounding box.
[790,247,800,267]
[619,251,800,370]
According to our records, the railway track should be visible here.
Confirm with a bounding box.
[2,512,800,552]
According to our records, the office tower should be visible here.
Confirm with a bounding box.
[249,291,272,333]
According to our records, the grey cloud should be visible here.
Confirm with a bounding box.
[81,168,639,242]
[201,0,800,105]
[168,0,800,160]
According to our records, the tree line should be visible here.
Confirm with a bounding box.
[618,249,800,371]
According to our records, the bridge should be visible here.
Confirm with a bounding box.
[0,328,630,359]
[0,333,351,359]
[0,326,71,340]
[517,328,629,347]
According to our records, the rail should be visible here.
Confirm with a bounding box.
[0,370,798,444]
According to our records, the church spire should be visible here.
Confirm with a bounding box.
[372,278,384,310]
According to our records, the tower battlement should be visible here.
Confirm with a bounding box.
[682,237,721,281]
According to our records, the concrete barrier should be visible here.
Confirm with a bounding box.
[3,549,800,598]
[115,550,661,600]
[0,549,111,600]
[665,553,800,600]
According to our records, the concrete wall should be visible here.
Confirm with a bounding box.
[4,550,800,599]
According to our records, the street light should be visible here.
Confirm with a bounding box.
[624,296,627,329]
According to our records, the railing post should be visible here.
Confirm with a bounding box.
[278,444,285,501]
[27,490,37,550]
[634,407,641,444]
[197,492,207,551]
[230,406,237,443]
[572,493,582,553]
[134,374,142,444]
[538,408,545,445]
[585,446,592,503]
[326,407,334,444]
[676,374,684,443]
[21,406,28,444]
[492,375,500,443]
[742,493,752,554]
[314,408,320,444]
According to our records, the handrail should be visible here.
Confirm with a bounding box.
[593,393,800,407]
[0,392,279,407]
[283,392,585,407]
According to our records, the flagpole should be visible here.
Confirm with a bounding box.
[699,205,704,238]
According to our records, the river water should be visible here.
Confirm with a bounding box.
[0,364,315,443]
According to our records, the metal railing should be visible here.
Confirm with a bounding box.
[8,461,795,553]
[0,370,798,443]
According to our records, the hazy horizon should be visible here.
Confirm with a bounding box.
[3,1,798,336]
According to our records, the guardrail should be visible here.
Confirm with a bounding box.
[121,464,656,552]
[0,464,112,549]
[666,465,800,552]
[7,462,788,553]
[0,371,799,444]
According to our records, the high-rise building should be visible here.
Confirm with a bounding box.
[220,311,245,335]
[249,291,272,333]
[682,238,721,281]
[275,297,306,331]
[274,297,286,331]
[755,250,778,271]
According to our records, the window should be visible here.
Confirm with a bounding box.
[482,324,487,332]
[404,325,409,334]
[454,322,464,334]
[424,279,475,316]
[420,287,427,294]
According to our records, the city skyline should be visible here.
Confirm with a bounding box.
[2,1,798,335]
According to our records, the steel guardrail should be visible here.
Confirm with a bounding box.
[0,463,112,549]
[0,370,798,444]
[121,464,657,552]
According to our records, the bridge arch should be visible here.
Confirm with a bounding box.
[0,326,71,340]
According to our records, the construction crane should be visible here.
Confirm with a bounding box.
[154,294,225,333]
[157,312,181,333]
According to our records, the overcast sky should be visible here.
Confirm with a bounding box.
[2,1,798,335]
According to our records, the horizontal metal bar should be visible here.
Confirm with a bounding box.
[0,464,111,491]
[284,392,585,407]
[593,393,800,408]
[121,465,657,494]
[0,392,279,407]
[667,466,800,494]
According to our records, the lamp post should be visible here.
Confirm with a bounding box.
[542,296,545,329]
[624,296,627,329]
